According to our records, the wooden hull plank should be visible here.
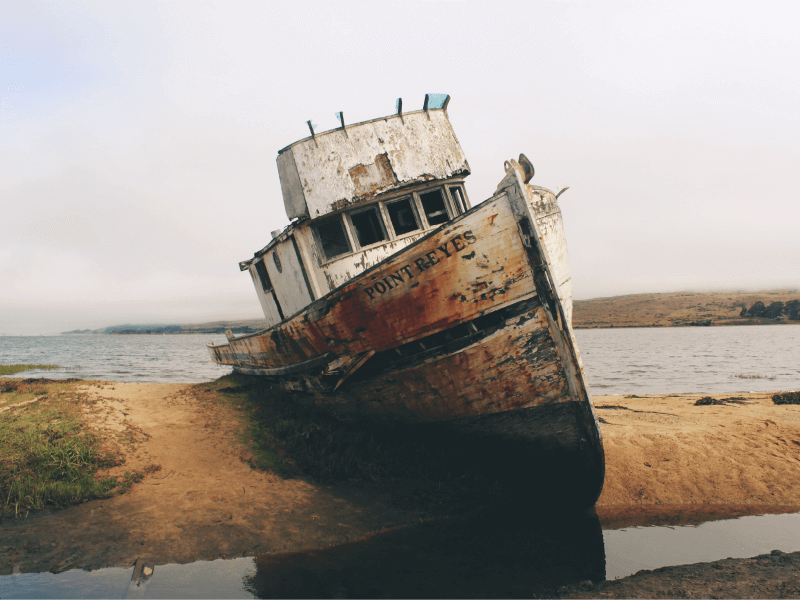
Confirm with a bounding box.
[208,157,605,507]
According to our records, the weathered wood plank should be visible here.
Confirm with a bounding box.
[216,195,536,370]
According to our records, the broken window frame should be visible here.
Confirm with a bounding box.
[446,185,469,215]
[383,195,423,239]
[312,214,353,264]
[346,205,390,250]
[415,187,453,228]
[310,180,467,267]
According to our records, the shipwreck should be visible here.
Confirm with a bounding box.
[208,95,605,507]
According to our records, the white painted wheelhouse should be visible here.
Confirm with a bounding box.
[238,96,474,332]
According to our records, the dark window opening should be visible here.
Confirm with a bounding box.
[350,207,387,247]
[450,186,467,214]
[420,189,450,226]
[315,217,351,261]
[386,198,420,236]
[272,251,282,273]
[254,259,272,292]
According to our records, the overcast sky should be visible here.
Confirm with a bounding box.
[1,1,798,335]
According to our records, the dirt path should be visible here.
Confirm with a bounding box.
[0,383,422,576]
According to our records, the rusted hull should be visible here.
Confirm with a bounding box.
[209,167,604,506]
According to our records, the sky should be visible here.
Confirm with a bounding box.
[1,1,798,335]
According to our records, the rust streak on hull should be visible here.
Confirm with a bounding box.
[208,103,605,507]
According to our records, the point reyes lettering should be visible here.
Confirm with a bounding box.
[363,231,477,300]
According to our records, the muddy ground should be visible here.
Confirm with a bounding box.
[559,549,800,599]
[0,382,430,576]
[3,384,800,598]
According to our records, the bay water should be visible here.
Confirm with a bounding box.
[1,325,799,596]
[1,325,797,394]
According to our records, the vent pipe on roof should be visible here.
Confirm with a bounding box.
[335,111,348,138]
[306,120,318,147]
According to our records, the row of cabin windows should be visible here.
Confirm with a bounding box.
[314,185,468,263]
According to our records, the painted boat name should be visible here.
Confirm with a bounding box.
[364,231,477,300]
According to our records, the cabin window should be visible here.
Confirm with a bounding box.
[450,186,468,214]
[386,197,421,236]
[315,216,351,261]
[350,207,387,248]
[254,259,273,292]
[419,189,450,226]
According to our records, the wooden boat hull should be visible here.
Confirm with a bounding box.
[209,162,605,506]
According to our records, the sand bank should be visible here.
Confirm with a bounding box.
[593,392,800,507]
[3,384,800,583]
[0,382,423,576]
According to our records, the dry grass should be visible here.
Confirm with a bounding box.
[0,364,59,376]
[573,290,800,329]
[0,379,141,519]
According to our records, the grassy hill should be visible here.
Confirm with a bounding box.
[572,290,800,329]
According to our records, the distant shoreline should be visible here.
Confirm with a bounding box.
[572,289,799,330]
[574,320,800,330]
[60,289,800,334]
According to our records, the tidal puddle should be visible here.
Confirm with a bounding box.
[600,505,800,580]
[2,506,800,598]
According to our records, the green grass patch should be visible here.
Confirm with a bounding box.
[1,379,140,519]
[0,364,60,376]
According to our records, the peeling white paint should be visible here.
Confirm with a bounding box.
[277,110,469,220]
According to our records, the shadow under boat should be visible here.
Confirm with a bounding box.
[244,506,605,599]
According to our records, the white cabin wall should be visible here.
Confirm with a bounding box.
[290,180,471,298]
[248,263,283,327]
[264,239,314,318]
[528,187,573,328]
[322,232,429,292]
[295,225,429,295]
[279,111,469,220]
[290,224,325,299]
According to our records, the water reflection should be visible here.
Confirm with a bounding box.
[244,508,605,599]
[6,506,800,598]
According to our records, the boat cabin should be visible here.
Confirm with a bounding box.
[238,95,473,330]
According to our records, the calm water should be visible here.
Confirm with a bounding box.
[576,324,800,395]
[0,334,231,383]
[1,328,799,596]
[2,508,800,598]
[1,325,798,393]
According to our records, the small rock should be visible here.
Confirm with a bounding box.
[577,579,594,590]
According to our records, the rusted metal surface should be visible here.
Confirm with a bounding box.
[209,102,605,506]
[211,195,535,371]
[244,177,470,320]
[347,153,397,198]
[277,110,470,220]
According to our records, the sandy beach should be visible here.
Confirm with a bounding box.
[3,382,800,596]
[593,392,800,507]
[0,382,424,576]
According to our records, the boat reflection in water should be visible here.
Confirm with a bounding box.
[244,507,605,599]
